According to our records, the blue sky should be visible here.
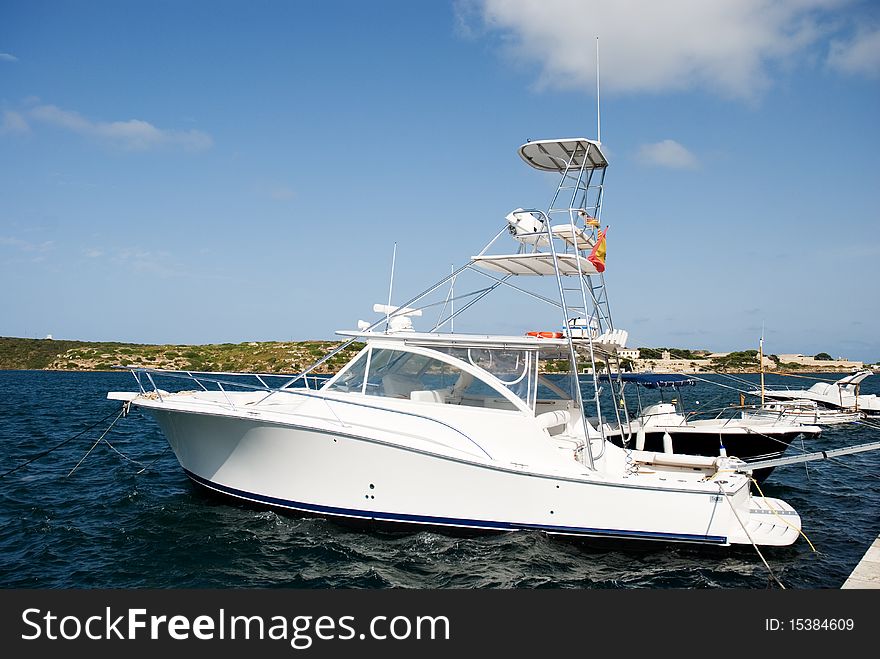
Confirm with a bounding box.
[2,0,878,362]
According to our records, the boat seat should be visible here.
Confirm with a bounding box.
[550,224,594,250]
[594,328,629,350]
[382,374,421,398]
[535,409,571,431]
[446,371,474,404]
[410,388,452,404]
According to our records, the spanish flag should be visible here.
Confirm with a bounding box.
[588,226,608,272]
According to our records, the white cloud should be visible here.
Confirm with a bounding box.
[0,236,55,253]
[828,26,880,77]
[0,52,17,62]
[636,140,699,169]
[26,104,213,151]
[0,110,29,134]
[463,0,849,100]
[113,247,184,278]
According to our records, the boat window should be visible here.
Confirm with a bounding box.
[362,348,462,399]
[435,346,535,409]
[324,349,370,393]
[465,348,529,385]
[536,372,576,401]
[327,346,528,411]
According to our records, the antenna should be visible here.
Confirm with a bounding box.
[385,242,397,332]
[596,36,601,144]
[759,323,766,406]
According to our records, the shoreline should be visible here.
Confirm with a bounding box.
[1,336,875,375]
[1,366,872,376]
[0,336,358,374]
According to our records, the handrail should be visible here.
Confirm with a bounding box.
[128,367,494,460]
[682,404,798,427]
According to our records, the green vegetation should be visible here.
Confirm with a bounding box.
[542,359,569,373]
[638,347,707,360]
[2,337,861,375]
[0,337,364,373]
[776,361,807,370]
[814,352,833,361]
[709,350,760,371]
[0,337,128,370]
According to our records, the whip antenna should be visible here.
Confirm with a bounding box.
[385,242,397,332]
[596,36,601,144]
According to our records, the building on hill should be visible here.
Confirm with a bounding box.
[776,354,863,369]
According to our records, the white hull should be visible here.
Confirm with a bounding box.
[103,136,818,550]
[134,396,799,546]
[760,371,880,415]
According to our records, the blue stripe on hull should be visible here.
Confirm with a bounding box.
[182,469,728,545]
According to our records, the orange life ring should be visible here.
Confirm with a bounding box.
[526,331,563,339]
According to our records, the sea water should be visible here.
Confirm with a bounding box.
[1,370,878,589]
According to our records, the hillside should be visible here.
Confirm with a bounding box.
[1,336,872,375]
[0,337,363,374]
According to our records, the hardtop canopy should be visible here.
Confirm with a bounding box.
[335,330,621,358]
[518,138,608,172]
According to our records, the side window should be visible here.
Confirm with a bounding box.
[437,346,533,409]
[536,372,576,401]
[365,350,462,399]
[325,349,369,393]
[365,350,421,397]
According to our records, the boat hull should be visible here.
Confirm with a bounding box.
[146,406,793,546]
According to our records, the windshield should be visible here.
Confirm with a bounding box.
[434,346,537,409]
[324,346,522,411]
[324,344,581,413]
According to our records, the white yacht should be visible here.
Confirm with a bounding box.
[741,399,863,426]
[109,138,803,547]
[758,371,879,418]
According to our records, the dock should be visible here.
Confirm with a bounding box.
[841,534,880,589]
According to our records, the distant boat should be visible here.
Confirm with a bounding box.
[600,373,821,483]
[741,399,862,426]
[756,371,880,418]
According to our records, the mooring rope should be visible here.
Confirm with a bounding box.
[750,477,818,552]
[66,407,129,477]
[718,481,786,589]
[707,370,761,389]
[0,406,122,480]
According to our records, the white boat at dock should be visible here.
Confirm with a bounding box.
[742,399,863,426]
[757,371,880,418]
[108,135,875,548]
